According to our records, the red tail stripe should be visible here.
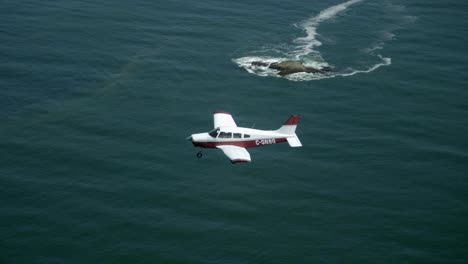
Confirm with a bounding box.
[283,115,301,125]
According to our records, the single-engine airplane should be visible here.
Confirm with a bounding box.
[187,111,302,163]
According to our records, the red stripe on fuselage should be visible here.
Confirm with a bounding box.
[193,138,287,148]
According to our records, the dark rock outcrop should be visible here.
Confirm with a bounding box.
[251,60,333,76]
[251,61,269,67]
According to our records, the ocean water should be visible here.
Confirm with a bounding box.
[1,0,467,263]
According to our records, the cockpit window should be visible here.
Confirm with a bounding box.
[209,129,220,138]
[218,132,232,138]
[244,134,250,138]
[233,133,242,138]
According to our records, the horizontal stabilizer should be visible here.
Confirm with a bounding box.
[287,134,302,147]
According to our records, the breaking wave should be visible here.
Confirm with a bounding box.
[233,0,393,81]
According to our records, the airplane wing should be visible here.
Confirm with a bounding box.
[217,145,251,163]
[213,111,237,128]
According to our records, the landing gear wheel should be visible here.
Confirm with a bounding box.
[196,151,203,158]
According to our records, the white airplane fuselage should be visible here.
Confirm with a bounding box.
[190,127,289,149]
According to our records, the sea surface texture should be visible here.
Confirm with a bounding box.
[1,0,467,263]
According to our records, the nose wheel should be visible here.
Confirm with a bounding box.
[196,151,203,158]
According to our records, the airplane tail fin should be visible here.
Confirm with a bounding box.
[276,115,300,135]
[276,115,302,147]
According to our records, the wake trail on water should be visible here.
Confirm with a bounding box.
[293,0,363,59]
[233,0,392,81]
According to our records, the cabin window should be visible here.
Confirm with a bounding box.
[209,129,219,138]
[233,133,242,138]
[244,134,250,138]
[218,132,232,138]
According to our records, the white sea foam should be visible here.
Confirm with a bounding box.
[233,56,284,77]
[233,0,395,81]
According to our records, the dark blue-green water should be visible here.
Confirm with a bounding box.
[1,0,468,263]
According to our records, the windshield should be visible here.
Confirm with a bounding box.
[208,128,220,138]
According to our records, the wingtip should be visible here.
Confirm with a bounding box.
[231,159,251,164]
[214,110,231,115]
